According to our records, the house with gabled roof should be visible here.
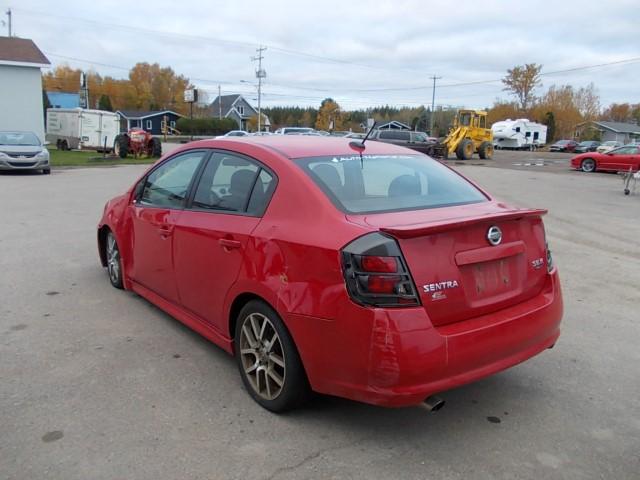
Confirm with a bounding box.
[116,110,183,135]
[576,120,640,144]
[210,94,270,132]
[0,37,51,142]
[376,120,411,130]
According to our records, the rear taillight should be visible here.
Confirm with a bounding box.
[341,233,420,307]
[546,241,554,273]
[543,225,554,273]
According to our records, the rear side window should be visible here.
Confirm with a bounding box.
[378,130,409,140]
[298,154,487,214]
[191,153,276,216]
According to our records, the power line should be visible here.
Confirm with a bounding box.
[16,6,423,73]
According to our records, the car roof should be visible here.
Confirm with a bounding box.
[186,136,414,159]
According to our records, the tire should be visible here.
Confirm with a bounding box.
[478,141,494,160]
[42,168,51,175]
[150,137,162,157]
[581,158,596,173]
[456,139,474,160]
[105,231,124,289]
[235,300,310,412]
[114,135,129,159]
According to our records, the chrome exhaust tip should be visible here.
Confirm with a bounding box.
[422,395,445,412]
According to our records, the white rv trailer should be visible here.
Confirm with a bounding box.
[492,119,547,150]
[46,108,120,151]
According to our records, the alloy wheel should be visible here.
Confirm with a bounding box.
[581,158,596,172]
[239,312,286,400]
[106,233,121,285]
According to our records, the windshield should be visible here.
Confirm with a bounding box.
[297,154,488,214]
[0,132,41,146]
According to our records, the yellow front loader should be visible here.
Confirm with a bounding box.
[438,110,494,160]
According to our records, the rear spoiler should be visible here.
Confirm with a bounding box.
[380,208,547,238]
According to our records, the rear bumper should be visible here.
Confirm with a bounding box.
[286,270,562,407]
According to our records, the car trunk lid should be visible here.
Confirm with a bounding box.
[346,202,549,327]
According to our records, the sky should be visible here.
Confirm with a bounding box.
[5,0,640,111]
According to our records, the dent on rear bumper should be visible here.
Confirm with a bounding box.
[286,270,562,407]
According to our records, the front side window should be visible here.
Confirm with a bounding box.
[412,132,429,142]
[139,151,206,208]
[191,153,276,215]
[298,154,487,214]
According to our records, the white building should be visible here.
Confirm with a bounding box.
[0,37,51,143]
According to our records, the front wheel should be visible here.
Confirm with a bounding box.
[581,158,596,173]
[456,139,474,160]
[105,231,124,289]
[235,300,310,412]
[478,141,494,160]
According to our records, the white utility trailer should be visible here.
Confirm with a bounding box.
[46,108,120,151]
[492,119,547,150]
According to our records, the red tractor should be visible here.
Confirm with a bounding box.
[113,128,162,159]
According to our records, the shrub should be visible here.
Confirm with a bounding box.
[176,117,238,135]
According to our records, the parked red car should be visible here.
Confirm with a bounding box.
[549,139,579,152]
[571,144,640,172]
[98,136,563,412]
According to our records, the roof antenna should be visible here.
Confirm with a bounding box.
[349,121,376,167]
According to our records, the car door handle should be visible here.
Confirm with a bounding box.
[158,225,173,239]
[219,238,241,250]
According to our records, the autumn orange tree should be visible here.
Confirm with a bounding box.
[42,63,191,114]
[601,103,640,123]
[315,98,344,131]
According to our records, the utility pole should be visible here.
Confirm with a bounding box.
[5,8,12,37]
[218,85,222,120]
[429,75,442,136]
[252,46,267,132]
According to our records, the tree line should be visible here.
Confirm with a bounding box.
[43,62,639,140]
[491,63,640,140]
[43,63,191,115]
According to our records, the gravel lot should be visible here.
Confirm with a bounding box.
[1,152,639,480]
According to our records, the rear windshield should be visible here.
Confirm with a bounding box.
[297,154,488,214]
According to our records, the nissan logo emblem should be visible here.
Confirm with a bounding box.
[487,226,502,246]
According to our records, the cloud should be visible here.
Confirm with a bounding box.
[13,0,640,109]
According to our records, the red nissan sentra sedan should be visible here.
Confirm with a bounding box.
[98,136,562,412]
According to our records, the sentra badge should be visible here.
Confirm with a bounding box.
[423,280,459,293]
